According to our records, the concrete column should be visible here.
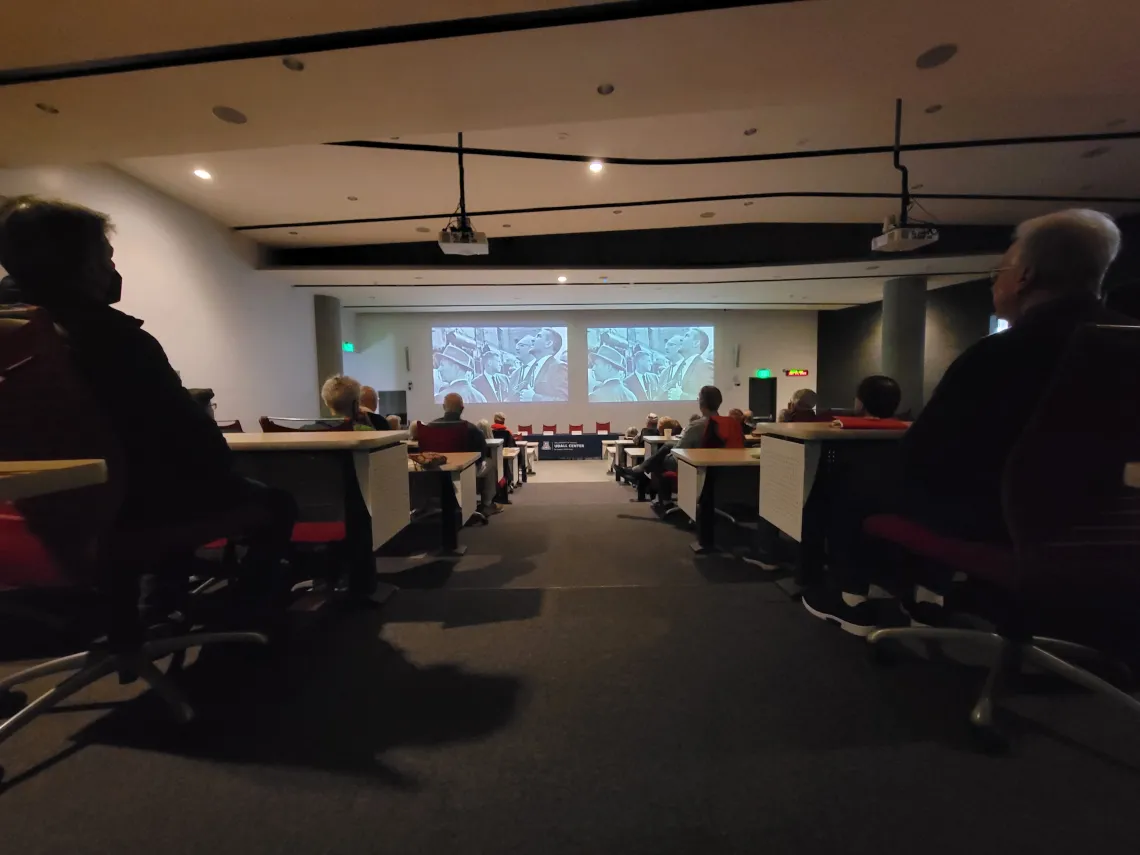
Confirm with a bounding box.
[881,276,926,417]
[313,295,343,416]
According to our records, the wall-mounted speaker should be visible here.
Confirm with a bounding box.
[404,346,410,372]
[734,344,740,368]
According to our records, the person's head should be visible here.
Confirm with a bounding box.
[386,414,401,430]
[728,407,745,425]
[992,209,1121,324]
[437,345,473,383]
[321,374,363,418]
[659,417,682,434]
[646,413,659,428]
[698,385,723,416]
[680,327,710,358]
[664,335,683,361]
[476,418,493,439]
[442,392,465,415]
[590,345,624,382]
[493,411,507,426]
[515,334,535,361]
[625,425,639,439]
[535,328,563,358]
[0,196,122,308]
[359,385,378,412]
[187,388,216,419]
[855,375,902,419]
[483,350,502,375]
[633,350,653,373]
[743,409,752,422]
[788,388,818,412]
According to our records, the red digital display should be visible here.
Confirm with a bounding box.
[783,369,810,377]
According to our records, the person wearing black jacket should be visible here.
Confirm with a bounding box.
[0,196,296,598]
[803,209,1134,636]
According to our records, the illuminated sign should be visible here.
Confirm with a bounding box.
[342,341,355,353]
[783,369,810,377]
[754,369,772,379]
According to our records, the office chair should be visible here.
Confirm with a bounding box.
[568,423,584,433]
[215,419,244,434]
[415,421,488,525]
[0,309,268,756]
[516,424,533,435]
[258,417,352,432]
[864,324,1140,750]
[595,422,611,434]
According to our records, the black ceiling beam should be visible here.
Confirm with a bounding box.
[0,0,801,86]
[236,191,1140,233]
[330,129,1140,167]
[267,221,1012,269]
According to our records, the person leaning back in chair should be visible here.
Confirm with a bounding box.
[801,208,1137,636]
[0,195,297,594]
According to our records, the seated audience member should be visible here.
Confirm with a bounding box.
[635,413,660,447]
[830,375,910,429]
[408,420,420,441]
[777,388,822,422]
[631,386,727,506]
[492,411,510,432]
[0,195,296,594]
[321,375,375,430]
[187,387,217,419]
[688,413,701,424]
[385,414,401,430]
[624,426,639,439]
[802,208,1134,635]
[477,418,494,440]
[728,408,747,430]
[427,393,499,515]
[359,384,387,429]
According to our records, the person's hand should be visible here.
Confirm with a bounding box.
[518,388,535,402]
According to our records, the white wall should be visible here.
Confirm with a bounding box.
[351,309,818,428]
[0,165,318,430]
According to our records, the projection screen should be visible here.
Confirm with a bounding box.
[432,326,569,403]
[587,326,714,403]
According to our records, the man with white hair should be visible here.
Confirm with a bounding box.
[321,374,374,430]
[803,209,1135,636]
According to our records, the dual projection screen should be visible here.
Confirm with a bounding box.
[432,325,714,404]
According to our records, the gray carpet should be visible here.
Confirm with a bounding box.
[2,484,1140,853]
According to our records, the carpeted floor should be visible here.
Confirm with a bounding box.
[2,483,1140,853]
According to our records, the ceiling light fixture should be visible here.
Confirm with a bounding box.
[613,209,622,214]
[390,136,400,140]
[288,231,298,236]
[1081,146,1111,159]
[347,195,359,201]
[281,57,305,71]
[596,83,615,96]
[557,132,570,140]
[212,105,248,124]
[502,224,512,228]
[35,102,59,114]
[557,276,568,283]
[743,127,757,136]
[924,104,943,114]
[588,160,604,173]
[192,168,212,180]
[915,43,958,69]
[743,201,755,206]
[912,183,924,190]
[699,212,716,219]
[415,226,431,233]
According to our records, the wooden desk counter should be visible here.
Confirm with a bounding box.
[1126,462,1140,489]
[407,451,482,473]
[673,448,763,467]
[751,423,905,442]
[0,459,108,501]
[225,431,408,451]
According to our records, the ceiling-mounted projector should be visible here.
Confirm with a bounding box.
[871,215,939,252]
[439,224,489,256]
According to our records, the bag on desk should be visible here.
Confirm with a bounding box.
[410,452,447,470]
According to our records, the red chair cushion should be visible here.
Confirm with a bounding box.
[517,424,533,434]
[703,415,745,449]
[0,504,70,587]
[568,424,584,433]
[542,424,558,433]
[291,521,347,543]
[416,421,471,452]
[595,422,611,433]
[662,471,678,482]
[202,538,228,549]
[833,416,910,430]
[863,514,1014,583]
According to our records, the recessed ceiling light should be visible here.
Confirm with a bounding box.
[588,160,605,173]
[288,231,298,236]
[597,83,615,96]
[743,201,755,207]
[1107,118,1127,128]
[415,276,423,280]
[1081,146,1111,159]
[212,105,248,124]
[924,104,943,114]
[557,276,568,283]
[743,127,757,136]
[35,102,59,115]
[699,212,716,219]
[502,223,512,229]
[613,209,622,214]
[415,226,430,233]
[557,132,570,140]
[192,168,212,180]
[390,136,400,141]
[867,265,880,271]
[912,183,924,190]
[915,43,958,69]
[281,57,305,72]
[346,195,359,201]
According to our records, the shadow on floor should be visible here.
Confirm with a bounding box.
[9,610,526,792]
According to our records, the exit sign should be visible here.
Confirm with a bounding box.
[754,369,772,379]
[784,369,810,377]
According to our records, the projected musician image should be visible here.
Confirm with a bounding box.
[587,326,714,402]
[432,326,569,403]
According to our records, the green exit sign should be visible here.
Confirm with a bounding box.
[754,368,772,379]
[342,341,355,353]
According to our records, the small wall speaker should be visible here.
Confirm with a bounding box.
[734,344,740,368]
[404,346,411,372]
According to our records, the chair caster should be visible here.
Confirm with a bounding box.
[0,689,27,719]
[968,721,1011,755]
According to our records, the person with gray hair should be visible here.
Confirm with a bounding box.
[321,375,374,430]
[778,388,820,422]
[802,208,1135,637]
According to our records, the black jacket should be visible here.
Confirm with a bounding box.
[901,292,1135,536]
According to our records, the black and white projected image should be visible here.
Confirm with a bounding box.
[432,326,569,403]
[587,326,714,402]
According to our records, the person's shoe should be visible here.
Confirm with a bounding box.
[801,587,879,637]
[742,553,780,571]
[485,503,504,515]
[630,463,646,476]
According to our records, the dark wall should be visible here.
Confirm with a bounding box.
[816,278,993,411]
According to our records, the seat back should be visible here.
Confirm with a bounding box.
[0,308,124,585]
[417,420,471,452]
[259,416,352,433]
[517,424,533,435]
[703,414,745,448]
[492,427,517,447]
[595,421,611,433]
[216,419,244,434]
[542,424,558,433]
[568,423,584,433]
[1003,324,1140,607]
